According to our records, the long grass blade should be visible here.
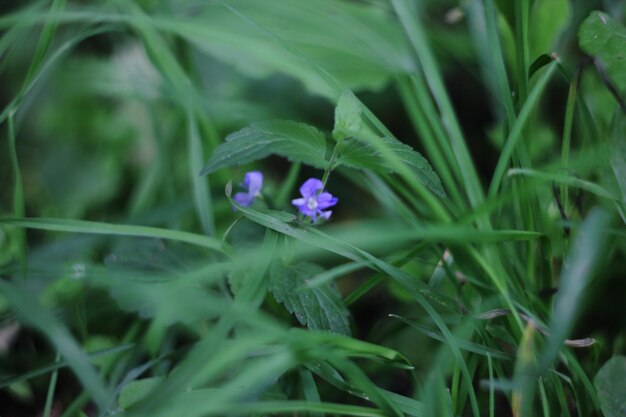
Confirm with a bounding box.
[489,61,558,198]
[0,217,230,254]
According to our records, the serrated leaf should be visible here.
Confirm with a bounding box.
[333,90,362,141]
[579,11,626,93]
[339,136,445,197]
[200,120,327,175]
[331,91,444,196]
[594,356,626,417]
[269,262,350,335]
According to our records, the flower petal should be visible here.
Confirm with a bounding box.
[245,171,263,196]
[319,210,332,220]
[316,192,338,210]
[291,198,306,206]
[233,192,253,207]
[299,178,323,198]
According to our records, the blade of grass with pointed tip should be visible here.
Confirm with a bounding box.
[390,0,485,214]
[301,330,411,368]
[187,110,215,236]
[390,315,512,360]
[300,369,324,417]
[395,76,463,208]
[489,61,558,198]
[22,0,67,89]
[507,168,618,200]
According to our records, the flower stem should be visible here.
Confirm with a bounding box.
[321,142,342,188]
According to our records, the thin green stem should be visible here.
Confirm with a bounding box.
[7,111,26,277]
[488,354,495,417]
[43,354,61,417]
[515,0,530,105]
[322,142,342,188]
[58,391,90,417]
[561,67,581,209]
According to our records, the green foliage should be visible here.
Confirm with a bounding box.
[119,377,163,410]
[200,120,328,174]
[173,0,412,97]
[339,136,445,197]
[269,261,351,335]
[333,90,445,197]
[610,113,626,208]
[594,356,626,417]
[529,0,571,58]
[0,1,624,417]
[579,11,626,93]
[333,90,363,141]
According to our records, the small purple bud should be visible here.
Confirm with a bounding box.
[233,171,263,208]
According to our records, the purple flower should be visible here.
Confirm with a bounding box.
[233,171,263,207]
[291,178,338,223]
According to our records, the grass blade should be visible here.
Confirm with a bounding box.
[0,281,111,411]
[390,0,485,212]
[42,354,60,417]
[0,217,230,254]
[489,61,558,198]
[187,110,215,236]
[538,207,612,371]
[7,111,26,276]
[0,344,133,389]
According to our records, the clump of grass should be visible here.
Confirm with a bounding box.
[1,1,624,417]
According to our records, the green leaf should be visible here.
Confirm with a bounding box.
[333,90,362,141]
[340,136,445,197]
[0,217,230,254]
[200,120,327,175]
[529,0,571,59]
[390,315,512,360]
[538,207,612,372]
[609,112,626,206]
[269,261,350,335]
[579,11,626,93]
[119,377,163,410]
[332,91,444,196]
[170,0,411,98]
[594,356,626,417]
